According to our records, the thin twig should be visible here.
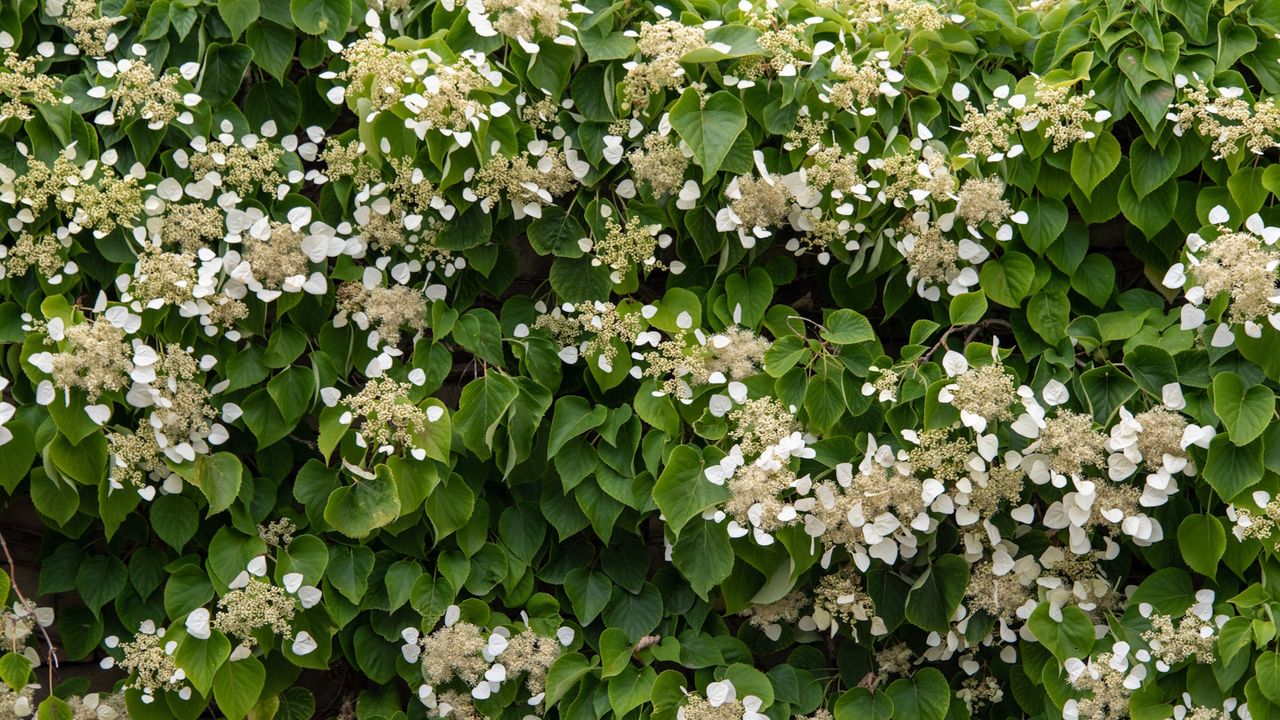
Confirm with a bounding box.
[0,528,59,678]
[920,325,961,362]
[922,318,1012,362]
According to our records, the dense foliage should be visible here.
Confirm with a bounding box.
[7,0,1280,718]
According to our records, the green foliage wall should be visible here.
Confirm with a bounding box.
[2,0,1280,718]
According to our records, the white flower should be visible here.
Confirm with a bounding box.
[291,631,318,656]
[184,608,211,640]
[705,680,736,707]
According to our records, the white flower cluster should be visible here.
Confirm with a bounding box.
[704,425,818,545]
[183,556,321,658]
[1163,206,1280,345]
[401,604,574,716]
[99,619,188,704]
[1062,592,1228,720]
[104,558,320,704]
[717,335,1217,672]
[0,599,54,669]
[677,679,769,720]
[525,299,772,405]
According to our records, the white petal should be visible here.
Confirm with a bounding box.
[291,631,318,656]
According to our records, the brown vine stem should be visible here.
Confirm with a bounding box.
[0,528,60,686]
[921,318,1011,363]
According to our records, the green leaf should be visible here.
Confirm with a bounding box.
[669,89,748,181]
[1213,371,1275,445]
[276,688,316,720]
[498,504,546,565]
[213,656,265,720]
[129,555,168,599]
[218,0,259,38]
[804,363,847,432]
[545,652,596,706]
[682,24,763,61]
[0,652,32,692]
[599,626,632,678]
[409,574,455,626]
[1125,345,1177,396]
[246,21,295,81]
[1177,514,1227,578]
[528,206,587,257]
[1118,176,1178,238]
[883,668,950,720]
[37,696,73,720]
[905,555,969,634]
[1230,167,1270,217]
[1129,137,1181,197]
[671,519,733,599]
[290,0,351,38]
[634,384,681,436]
[208,529,268,592]
[1204,433,1265,501]
[173,452,244,515]
[29,469,79,526]
[323,464,401,538]
[949,292,987,325]
[56,605,102,660]
[175,630,231,697]
[649,287,703,334]
[1080,365,1138,423]
[602,583,663,640]
[834,687,894,720]
[1259,652,1280,706]
[724,663,774,707]
[454,373,519,458]
[821,309,874,345]
[75,555,127,615]
[979,251,1036,307]
[564,568,612,625]
[426,473,475,540]
[1026,291,1069,343]
[547,396,608,456]
[1027,603,1095,661]
[164,565,215,619]
[150,495,199,551]
[200,43,254,107]
[326,544,375,604]
[452,309,505,368]
[1019,197,1068,253]
[724,268,774,330]
[1071,254,1115,307]
[267,365,315,420]
[608,666,657,716]
[549,256,612,301]
[241,389,292,448]
[764,335,806,377]
[278,534,329,586]
[0,420,35,493]
[1161,0,1211,42]
[1069,131,1121,199]
[652,445,730,537]
[48,394,98,445]
[48,430,106,486]
[170,3,199,39]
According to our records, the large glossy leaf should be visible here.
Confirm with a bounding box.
[653,445,730,537]
[323,464,401,538]
[669,89,748,181]
[671,519,734,599]
[905,555,969,634]
[1213,371,1274,445]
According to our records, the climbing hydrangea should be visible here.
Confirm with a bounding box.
[0,1,1277,719]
